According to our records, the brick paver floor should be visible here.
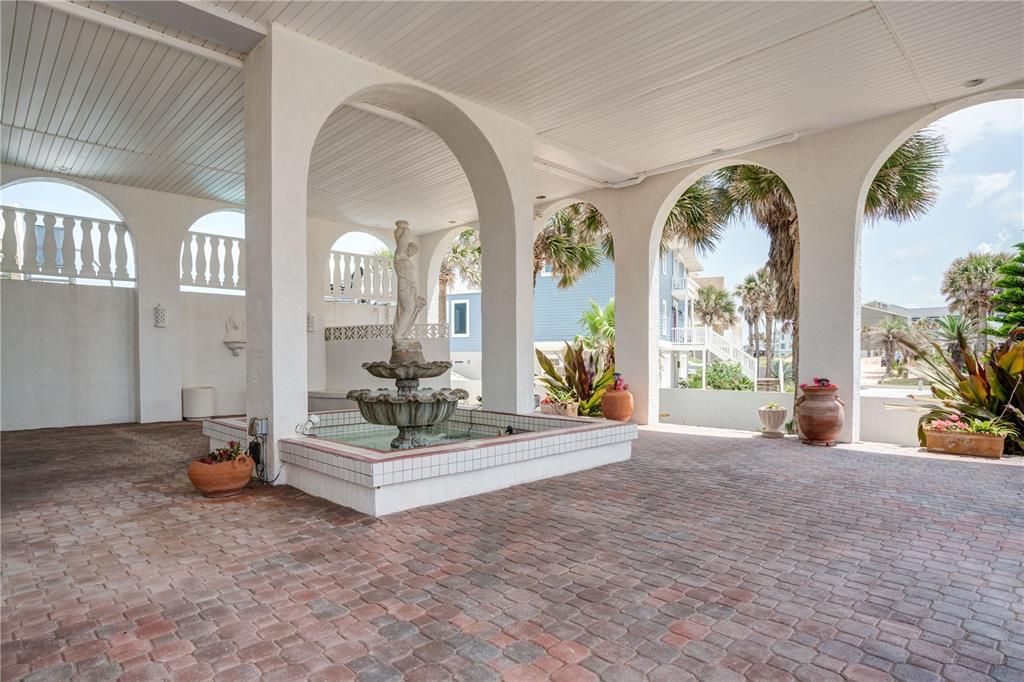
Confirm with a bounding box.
[2,422,1023,682]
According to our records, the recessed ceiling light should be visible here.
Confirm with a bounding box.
[964,78,986,88]
[448,220,457,224]
[535,195,547,200]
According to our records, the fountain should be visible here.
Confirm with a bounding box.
[347,220,468,449]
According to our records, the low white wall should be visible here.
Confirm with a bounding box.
[180,293,247,416]
[859,394,923,446]
[450,351,482,380]
[2,280,138,430]
[325,336,451,392]
[659,388,924,445]
[659,388,791,432]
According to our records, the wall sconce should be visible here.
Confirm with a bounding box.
[153,303,167,328]
[307,312,315,333]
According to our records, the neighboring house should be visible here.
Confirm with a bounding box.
[861,300,950,328]
[447,241,754,391]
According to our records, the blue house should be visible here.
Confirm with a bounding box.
[448,248,695,355]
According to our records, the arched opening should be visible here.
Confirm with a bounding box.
[857,93,1023,447]
[0,178,138,429]
[650,162,800,430]
[1,178,135,285]
[324,230,395,306]
[305,83,518,406]
[180,209,245,295]
[532,202,615,417]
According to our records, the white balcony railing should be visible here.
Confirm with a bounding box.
[179,231,245,292]
[669,326,757,383]
[671,275,688,291]
[1,205,135,283]
[324,250,396,303]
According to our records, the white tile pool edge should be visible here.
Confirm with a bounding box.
[203,412,637,517]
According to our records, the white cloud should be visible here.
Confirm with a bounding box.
[933,99,1024,152]
[968,171,1015,206]
[977,242,993,254]
[992,189,1024,229]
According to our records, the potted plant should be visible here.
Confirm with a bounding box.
[601,373,634,421]
[923,415,1012,459]
[796,377,844,446]
[757,401,787,438]
[187,440,254,498]
[902,322,1024,457]
[535,343,614,417]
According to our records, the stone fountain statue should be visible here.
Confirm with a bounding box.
[347,220,468,449]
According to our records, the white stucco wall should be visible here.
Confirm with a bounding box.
[1,280,137,430]
[1,164,412,431]
[180,293,247,416]
[659,388,923,446]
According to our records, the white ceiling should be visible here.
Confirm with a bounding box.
[2,1,1022,233]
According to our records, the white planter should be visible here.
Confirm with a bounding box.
[758,407,787,438]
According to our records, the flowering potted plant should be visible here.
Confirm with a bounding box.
[795,377,844,446]
[187,440,254,498]
[757,400,787,438]
[601,373,634,421]
[923,415,1012,459]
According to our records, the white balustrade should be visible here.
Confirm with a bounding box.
[324,250,396,303]
[179,231,245,292]
[670,326,757,381]
[0,205,135,283]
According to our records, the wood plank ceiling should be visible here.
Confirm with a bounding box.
[2,1,1022,233]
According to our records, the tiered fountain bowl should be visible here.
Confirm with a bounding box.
[347,350,468,450]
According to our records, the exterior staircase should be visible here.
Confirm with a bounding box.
[669,326,758,383]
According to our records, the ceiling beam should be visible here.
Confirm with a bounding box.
[33,0,245,68]
[107,1,266,53]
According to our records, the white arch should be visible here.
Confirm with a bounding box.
[0,176,126,222]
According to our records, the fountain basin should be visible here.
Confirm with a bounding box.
[362,360,451,381]
[346,387,469,449]
[203,408,636,517]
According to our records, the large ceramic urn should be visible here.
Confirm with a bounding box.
[795,386,844,446]
[601,388,634,421]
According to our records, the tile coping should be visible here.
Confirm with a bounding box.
[206,409,636,464]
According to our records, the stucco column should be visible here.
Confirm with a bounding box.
[612,202,660,425]
[244,34,309,480]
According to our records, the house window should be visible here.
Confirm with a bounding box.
[541,261,553,277]
[451,300,470,337]
[661,257,668,275]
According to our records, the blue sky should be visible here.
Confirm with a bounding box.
[698,99,1024,308]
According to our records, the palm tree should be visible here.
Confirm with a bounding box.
[578,298,615,366]
[735,274,762,360]
[941,251,1011,347]
[533,207,604,288]
[437,229,481,325]
[694,285,738,332]
[712,130,946,395]
[861,319,918,376]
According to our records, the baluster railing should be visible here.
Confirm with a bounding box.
[0,207,133,283]
[323,249,397,303]
[178,231,246,292]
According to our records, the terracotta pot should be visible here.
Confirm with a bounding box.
[187,455,254,498]
[795,386,844,446]
[924,431,1003,459]
[757,407,787,438]
[601,389,634,421]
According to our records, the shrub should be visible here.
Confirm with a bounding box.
[685,361,754,391]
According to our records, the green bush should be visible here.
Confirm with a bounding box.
[684,361,753,391]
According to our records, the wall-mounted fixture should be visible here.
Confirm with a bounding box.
[307,312,315,333]
[223,314,246,356]
[153,303,167,328]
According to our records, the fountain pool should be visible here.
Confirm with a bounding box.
[204,407,636,516]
